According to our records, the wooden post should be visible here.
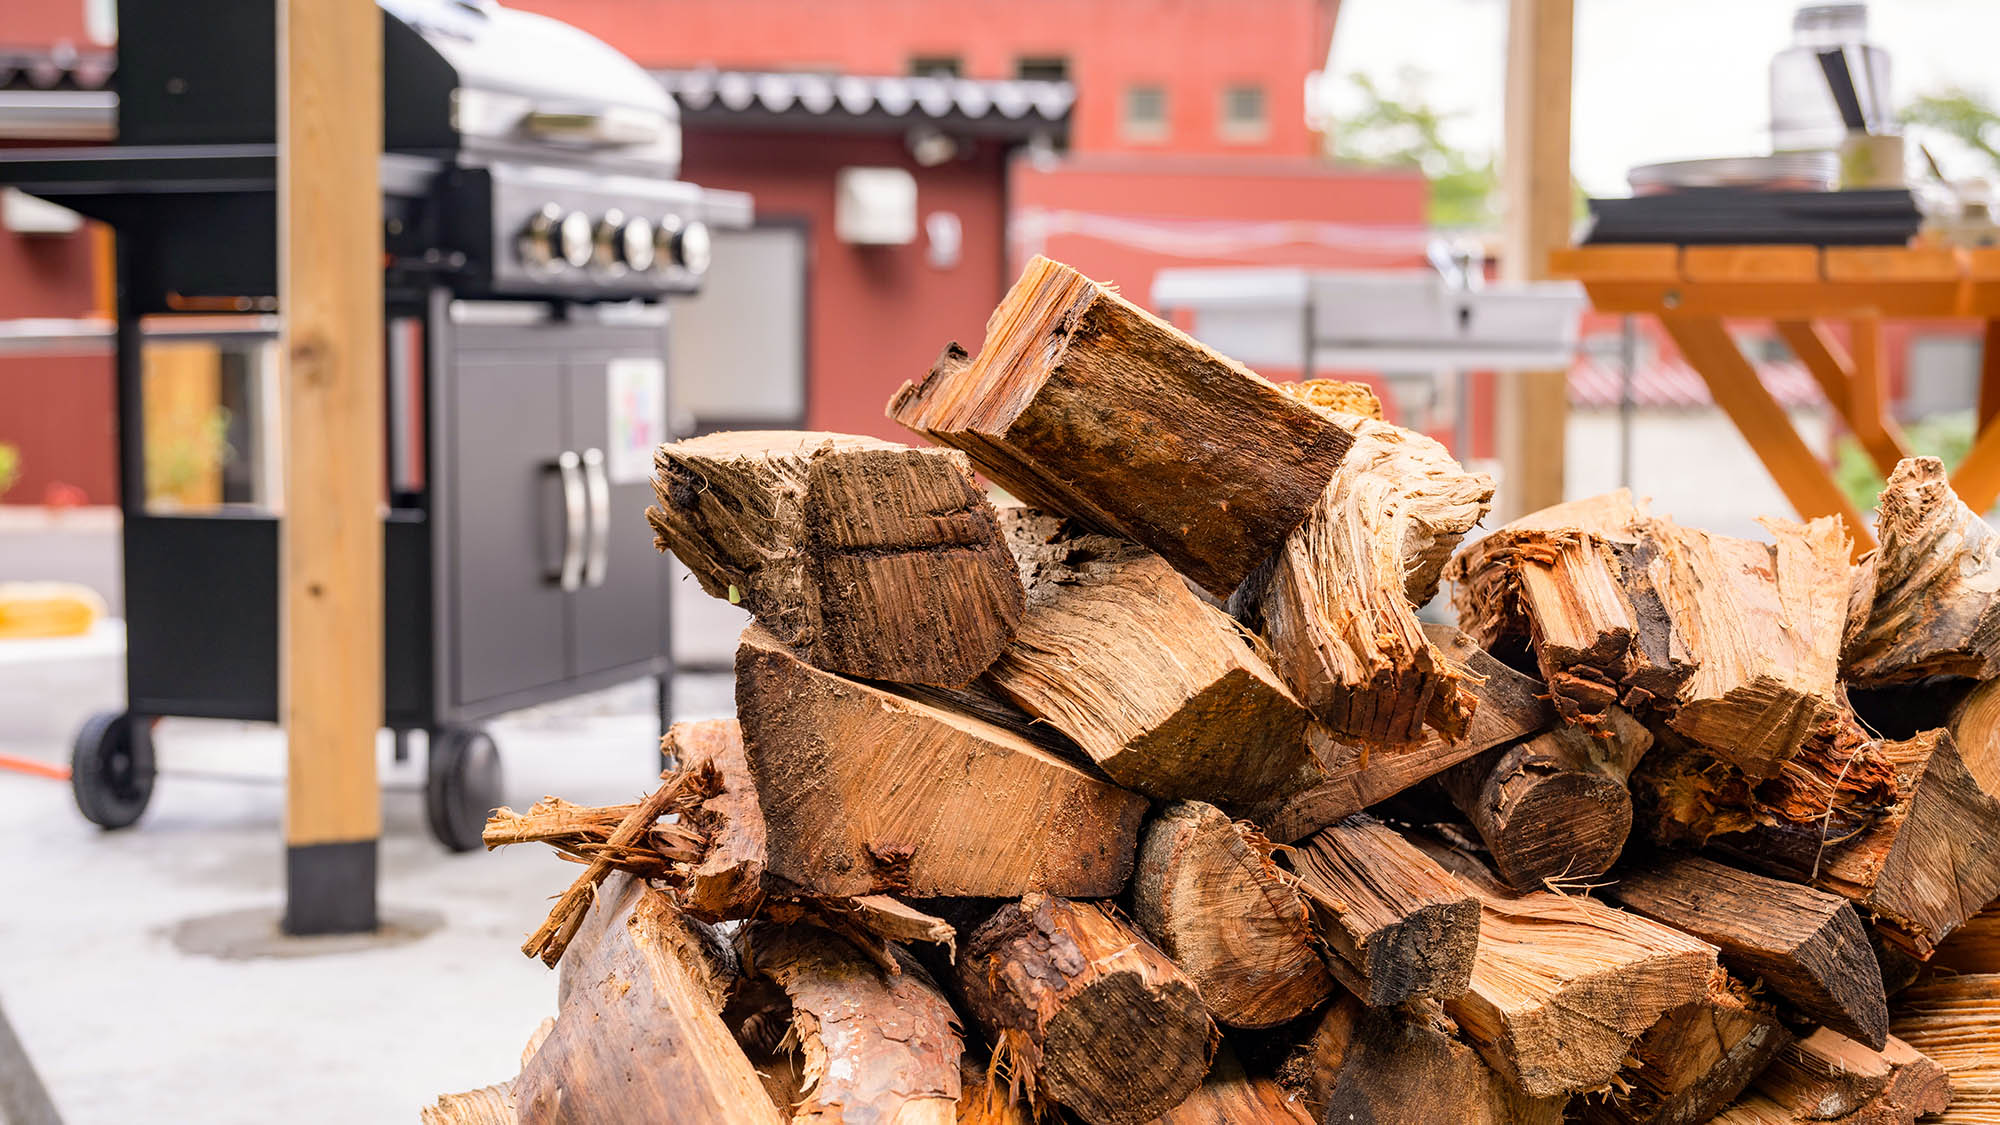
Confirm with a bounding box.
[1494,0,1574,520]
[278,0,384,934]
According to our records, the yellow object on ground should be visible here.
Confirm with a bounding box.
[0,582,107,639]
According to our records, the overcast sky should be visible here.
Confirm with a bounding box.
[1321,0,2000,197]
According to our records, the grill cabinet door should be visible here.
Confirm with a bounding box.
[565,349,669,679]
[447,352,570,706]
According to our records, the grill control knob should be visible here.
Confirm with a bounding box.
[519,203,594,271]
[655,217,713,276]
[597,211,655,273]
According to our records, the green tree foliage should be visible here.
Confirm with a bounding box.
[1328,69,1498,229]
[0,443,17,499]
[1902,87,2000,176]
[1836,412,1976,516]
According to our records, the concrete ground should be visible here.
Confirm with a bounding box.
[0,653,734,1124]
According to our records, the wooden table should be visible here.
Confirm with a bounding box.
[1551,244,2000,558]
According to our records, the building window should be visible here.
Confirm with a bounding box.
[1016,56,1069,83]
[1220,83,1268,142]
[1123,84,1168,142]
[909,55,961,79]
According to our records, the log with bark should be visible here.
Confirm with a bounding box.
[649,431,1023,686]
[1574,970,1791,1125]
[1279,815,1479,1005]
[1447,490,1691,727]
[887,257,1354,596]
[1242,624,1556,844]
[512,874,783,1125]
[1231,392,1493,745]
[1845,456,2000,685]
[1279,994,1564,1125]
[1636,723,2000,958]
[986,508,1314,803]
[736,624,1149,899]
[733,921,962,1124]
[955,893,1218,1125]
[1713,1028,1951,1125]
[1604,854,1888,1046]
[1437,709,1647,890]
[1129,801,1334,1029]
[1414,841,1719,1099]
[1891,973,2000,1124]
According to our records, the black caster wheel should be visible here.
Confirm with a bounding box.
[425,726,502,853]
[72,710,156,830]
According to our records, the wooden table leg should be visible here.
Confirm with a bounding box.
[1952,417,2000,514]
[1775,319,1910,476]
[1660,315,1873,556]
[1980,319,2000,431]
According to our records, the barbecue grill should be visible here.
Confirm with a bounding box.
[0,0,750,852]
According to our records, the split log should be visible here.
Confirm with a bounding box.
[1716,1028,1951,1125]
[421,1085,514,1125]
[1152,1046,1313,1124]
[887,256,1354,596]
[1280,815,1479,1005]
[1279,994,1564,1125]
[735,922,961,1125]
[1130,801,1333,1028]
[673,718,768,921]
[956,893,1217,1125]
[987,509,1313,803]
[513,874,782,1125]
[649,430,1023,686]
[1243,625,1556,843]
[1447,490,1692,727]
[736,624,1149,899]
[1892,973,2000,1124]
[1932,901,2000,974]
[1643,724,2000,958]
[1231,400,1493,745]
[1605,854,1888,1046]
[1647,516,1851,777]
[1575,971,1791,1125]
[1438,710,1647,890]
[1414,842,1719,1099]
[1845,456,2000,685]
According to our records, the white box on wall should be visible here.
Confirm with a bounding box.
[834,167,917,245]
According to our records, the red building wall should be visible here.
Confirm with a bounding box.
[680,129,1011,439]
[512,0,1338,157]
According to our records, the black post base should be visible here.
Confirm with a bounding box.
[283,839,379,935]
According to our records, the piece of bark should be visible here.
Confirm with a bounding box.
[1575,970,1792,1125]
[987,509,1313,803]
[1279,994,1564,1125]
[1448,490,1692,727]
[1151,1046,1313,1125]
[1845,455,2000,685]
[1438,713,1644,890]
[1413,841,1719,1099]
[736,921,961,1125]
[1130,801,1334,1028]
[1891,973,2000,1124]
[1232,406,1493,745]
[1281,815,1479,1005]
[516,765,691,966]
[1605,854,1888,1047]
[673,718,769,921]
[887,257,1354,596]
[1720,1028,1951,1125]
[736,624,1148,899]
[956,893,1217,1125]
[649,430,1023,687]
[1647,515,1852,778]
[421,1084,515,1125]
[1243,625,1556,843]
[513,874,783,1125]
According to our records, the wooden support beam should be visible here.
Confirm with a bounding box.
[278,0,384,934]
[1773,319,1909,476]
[1952,406,2000,514]
[1658,315,1871,556]
[1981,319,2000,430]
[1494,0,1573,521]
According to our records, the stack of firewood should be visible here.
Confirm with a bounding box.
[426,256,2000,1125]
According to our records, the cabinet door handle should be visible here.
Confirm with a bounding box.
[545,450,586,592]
[581,447,611,588]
